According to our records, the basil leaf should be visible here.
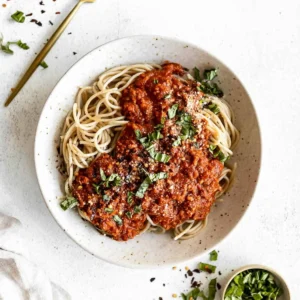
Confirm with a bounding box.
[125,211,133,218]
[172,136,181,147]
[181,288,200,300]
[16,40,29,50]
[193,67,201,82]
[113,215,123,225]
[60,196,78,211]
[204,69,218,81]
[135,172,168,198]
[208,278,217,300]
[163,93,171,99]
[176,112,197,141]
[168,104,179,119]
[39,61,48,69]
[200,82,223,97]
[148,148,171,163]
[207,103,220,115]
[11,11,25,23]
[104,207,113,213]
[93,183,101,194]
[135,130,142,140]
[106,173,122,186]
[133,205,142,214]
[153,79,158,84]
[209,250,218,261]
[198,262,216,274]
[127,191,134,204]
[1,44,13,54]
[102,194,110,201]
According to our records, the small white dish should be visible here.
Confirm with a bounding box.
[222,264,291,300]
[35,35,261,268]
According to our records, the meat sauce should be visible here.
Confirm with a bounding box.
[72,63,223,241]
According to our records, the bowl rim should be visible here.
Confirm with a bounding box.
[221,264,291,300]
[34,34,263,268]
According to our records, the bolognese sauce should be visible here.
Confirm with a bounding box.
[72,63,223,241]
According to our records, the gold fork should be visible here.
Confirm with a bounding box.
[4,0,95,107]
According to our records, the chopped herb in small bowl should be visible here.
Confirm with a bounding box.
[222,265,290,300]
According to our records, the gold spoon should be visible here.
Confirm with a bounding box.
[4,0,95,107]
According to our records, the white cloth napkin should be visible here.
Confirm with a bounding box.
[0,212,71,300]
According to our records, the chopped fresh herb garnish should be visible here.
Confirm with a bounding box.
[181,288,200,300]
[11,11,26,23]
[113,215,123,225]
[99,169,122,187]
[208,278,217,300]
[125,211,133,218]
[199,262,216,274]
[136,172,168,198]
[39,61,48,69]
[153,79,159,84]
[176,111,197,141]
[207,103,220,114]
[102,194,110,201]
[127,191,134,204]
[93,183,101,194]
[147,147,171,163]
[0,40,29,54]
[209,250,218,261]
[133,205,142,214]
[172,136,181,147]
[204,69,218,81]
[209,145,229,163]
[200,82,223,97]
[193,67,201,82]
[104,207,113,213]
[168,104,179,119]
[163,93,171,99]
[60,196,78,211]
[225,269,283,300]
[161,116,166,124]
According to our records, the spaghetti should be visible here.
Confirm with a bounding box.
[60,62,239,241]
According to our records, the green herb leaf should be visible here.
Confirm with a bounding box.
[172,136,181,147]
[11,11,25,23]
[148,148,171,163]
[135,130,142,140]
[163,93,171,99]
[102,194,110,201]
[204,69,218,81]
[125,211,133,218]
[198,262,216,274]
[106,173,122,187]
[193,67,201,82]
[176,112,197,141]
[127,191,134,204]
[153,79,158,84]
[209,250,218,261]
[1,44,13,54]
[93,183,101,194]
[168,104,179,119]
[104,207,113,213]
[60,196,78,211]
[208,278,217,300]
[15,40,29,50]
[200,82,223,97]
[135,172,168,198]
[113,215,123,225]
[39,61,48,69]
[133,205,142,214]
[207,103,220,115]
[181,288,200,300]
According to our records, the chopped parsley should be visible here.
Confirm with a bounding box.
[176,111,197,140]
[199,262,216,274]
[39,61,48,69]
[125,211,133,218]
[207,103,220,114]
[93,183,101,194]
[172,136,181,147]
[11,11,26,23]
[204,69,218,81]
[163,93,171,99]
[225,269,283,300]
[102,194,110,201]
[113,215,123,225]
[193,67,201,82]
[153,79,158,84]
[209,250,218,261]
[104,207,113,213]
[135,172,168,198]
[60,196,78,211]
[209,144,229,163]
[168,104,179,119]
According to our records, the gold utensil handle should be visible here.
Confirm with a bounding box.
[4,0,95,107]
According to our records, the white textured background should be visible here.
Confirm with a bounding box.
[0,0,299,299]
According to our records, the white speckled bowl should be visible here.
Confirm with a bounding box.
[222,265,291,299]
[35,35,261,268]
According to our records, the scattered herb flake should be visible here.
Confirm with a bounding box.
[104,207,113,213]
[39,61,48,69]
[113,215,122,225]
[60,196,78,210]
[168,104,179,119]
[198,262,216,274]
[11,11,25,23]
[209,250,218,261]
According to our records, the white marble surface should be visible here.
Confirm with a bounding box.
[0,0,299,299]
